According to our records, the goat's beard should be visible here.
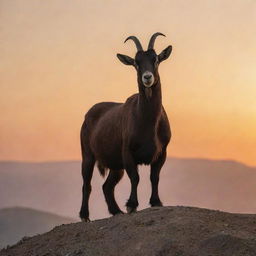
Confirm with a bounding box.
[145,87,152,99]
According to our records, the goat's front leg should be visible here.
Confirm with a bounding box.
[150,149,166,207]
[123,150,139,213]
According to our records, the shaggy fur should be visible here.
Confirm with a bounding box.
[80,33,172,221]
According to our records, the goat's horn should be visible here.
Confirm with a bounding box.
[124,36,143,51]
[148,32,166,50]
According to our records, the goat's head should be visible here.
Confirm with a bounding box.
[117,33,172,90]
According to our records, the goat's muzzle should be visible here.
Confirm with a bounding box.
[142,71,154,88]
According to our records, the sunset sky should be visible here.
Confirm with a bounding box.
[1,0,256,166]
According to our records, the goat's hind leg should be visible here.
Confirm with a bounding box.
[79,153,95,222]
[103,169,124,215]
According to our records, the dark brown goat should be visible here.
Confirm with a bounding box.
[79,33,172,221]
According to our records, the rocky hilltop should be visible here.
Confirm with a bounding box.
[1,206,256,256]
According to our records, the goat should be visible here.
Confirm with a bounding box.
[79,33,172,221]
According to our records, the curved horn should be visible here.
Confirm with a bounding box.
[124,36,143,51]
[148,32,166,50]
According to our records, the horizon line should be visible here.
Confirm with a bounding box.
[0,156,255,169]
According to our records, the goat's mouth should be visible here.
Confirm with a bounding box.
[143,81,154,88]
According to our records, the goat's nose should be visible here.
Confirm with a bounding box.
[144,74,152,80]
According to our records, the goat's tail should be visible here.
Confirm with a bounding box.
[97,162,108,177]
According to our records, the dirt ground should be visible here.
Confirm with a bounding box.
[1,206,256,256]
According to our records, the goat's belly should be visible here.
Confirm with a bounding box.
[93,143,124,170]
[133,142,160,165]
[101,154,124,170]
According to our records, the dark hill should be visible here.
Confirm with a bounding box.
[0,207,74,249]
[1,206,256,256]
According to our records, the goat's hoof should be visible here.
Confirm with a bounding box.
[81,218,91,222]
[126,206,137,214]
[151,203,163,207]
[112,210,124,216]
[150,199,163,207]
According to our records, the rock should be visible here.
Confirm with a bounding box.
[1,206,256,256]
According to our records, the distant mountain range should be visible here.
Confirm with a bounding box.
[0,158,256,222]
[0,207,74,248]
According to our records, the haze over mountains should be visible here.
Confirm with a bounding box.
[1,158,256,222]
[0,207,73,249]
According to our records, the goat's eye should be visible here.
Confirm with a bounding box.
[154,56,159,67]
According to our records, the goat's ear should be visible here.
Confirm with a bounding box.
[117,54,135,66]
[158,45,172,63]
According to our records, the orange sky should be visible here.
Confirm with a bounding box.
[1,0,256,166]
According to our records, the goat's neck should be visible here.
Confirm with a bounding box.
[137,80,162,126]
